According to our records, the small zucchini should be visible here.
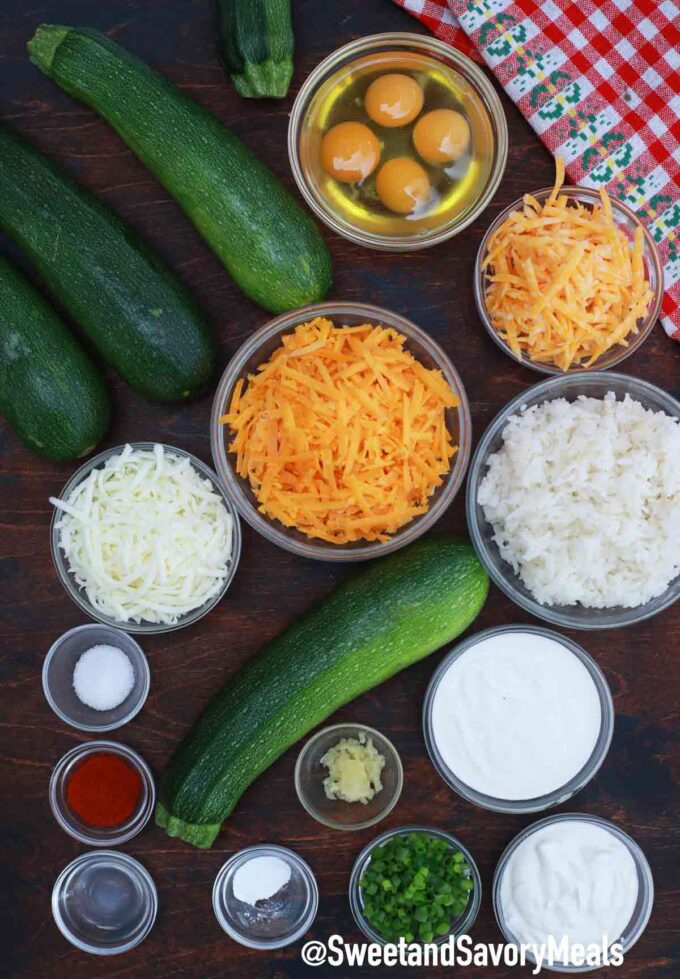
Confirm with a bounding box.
[0,124,215,402]
[0,254,110,460]
[218,0,294,99]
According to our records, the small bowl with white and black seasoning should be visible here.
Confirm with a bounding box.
[212,844,319,950]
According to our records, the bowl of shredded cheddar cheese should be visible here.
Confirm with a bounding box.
[475,159,663,374]
[211,302,471,560]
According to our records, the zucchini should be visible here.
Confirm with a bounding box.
[0,124,215,402]
[156,537,488,848]
[0,255,110,460]
[217,0,294,99]
[29,25,332,314]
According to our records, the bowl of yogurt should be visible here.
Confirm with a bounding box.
[423,626,614,813]
[493,813,654,972]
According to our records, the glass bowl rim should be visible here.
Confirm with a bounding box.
[42,623,150,733]
[465,371,680,629]
[212,843,319,950]
[422,624,614,813]
[210,301,472,562]
[49,739,155,846]
[287,31,509,252]
[349,823,482,945]
[492,812,654,973]
[294,721,404,831]
[49,441,242,634]
[51,849,158,955]
[474,186,665,375]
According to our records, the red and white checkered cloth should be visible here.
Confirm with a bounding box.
[394,0,680,340]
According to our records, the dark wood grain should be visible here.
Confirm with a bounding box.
[1,2,678,977]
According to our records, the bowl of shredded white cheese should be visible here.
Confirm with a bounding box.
[50,443,241,633]
[466,373,680,629]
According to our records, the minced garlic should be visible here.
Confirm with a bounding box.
[321,732,385,804]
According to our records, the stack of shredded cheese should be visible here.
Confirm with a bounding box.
[482,158,653,371]
[221,317,459,544]
[50,444,234,625]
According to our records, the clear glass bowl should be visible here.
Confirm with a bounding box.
[212,844,319,949]
[49,740,155,846]
[349,824,482,945]
[493,813,654,973]
[294,723,403,830]
[211,302,471,561]
[288,33,508,251]
[42,623,150,732]
[474,187,664,374]
[50,442,242,634]
[466,372,680,629]
[52,850,157,955]
[423,625,614,813]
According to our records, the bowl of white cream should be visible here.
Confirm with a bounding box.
[493,813,654,972]
[423,626,613,812]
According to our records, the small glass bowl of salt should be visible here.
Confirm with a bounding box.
[43,623,150,732]
[212,844,319,949]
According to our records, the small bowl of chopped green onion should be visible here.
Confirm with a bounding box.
[349,825,481,945]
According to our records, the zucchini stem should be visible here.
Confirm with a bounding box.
[155,801,221,849]
[27,23,70,74]
[230,58,293,99]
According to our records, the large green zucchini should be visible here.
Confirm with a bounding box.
[29,25,332,314]
[156,537,488,848]
[0,254,110,460]
[0,124,215,402]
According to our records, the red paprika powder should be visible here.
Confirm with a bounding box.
[66,752,142,828]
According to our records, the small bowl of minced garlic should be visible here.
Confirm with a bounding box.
[294,723,403,831]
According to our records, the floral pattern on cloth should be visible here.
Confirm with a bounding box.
[393,0,680,339]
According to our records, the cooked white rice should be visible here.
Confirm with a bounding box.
[478,392,680,608]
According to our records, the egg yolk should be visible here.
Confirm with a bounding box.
[364,74,424,128]
[320,122,381,183]
[413,109,471,164]
[375,157,432,215]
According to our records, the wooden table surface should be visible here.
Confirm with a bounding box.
[2,2,678,977]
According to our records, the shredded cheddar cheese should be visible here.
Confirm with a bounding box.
[482,158,654,371]
[220,317,459,544]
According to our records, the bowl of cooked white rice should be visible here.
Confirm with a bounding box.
[466,373,680,629]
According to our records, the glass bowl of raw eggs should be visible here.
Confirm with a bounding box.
[288,32,508,251]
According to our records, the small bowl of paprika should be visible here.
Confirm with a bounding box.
[49,740,155,846]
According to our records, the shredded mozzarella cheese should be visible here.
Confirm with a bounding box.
[50,444,235,625]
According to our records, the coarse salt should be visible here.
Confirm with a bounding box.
[73,644,135,711]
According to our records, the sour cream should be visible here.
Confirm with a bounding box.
[498,819,639,952]
[429,629,603,801]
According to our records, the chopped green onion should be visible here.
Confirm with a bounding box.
[359,832,473,943]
